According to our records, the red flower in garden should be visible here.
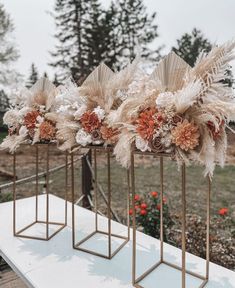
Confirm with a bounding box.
[156,204,161,211]
[140,209,147,216]
[163,197,167,204]
[129,209,133,216]
[134,194,140,201]
[218,208,228,216]
[141,203,147,209]
[151,191,158,198]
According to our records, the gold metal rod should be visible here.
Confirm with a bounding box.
[181,163,186,288]
[206,177,211,279]
[75,231,97,246]
[110,238,130,258]
[127,168,130,240]
[35,145,39,222]
[131,151,136,285]
[135,260,162,284]
[163,260,206,280]
[13,153,16,236]
[36,220,65,225]
[46,144,50,240]
[65,151,68,225]
[47,224,67,240]
[96,230,128,240]
[107,148,112,258]
[15,221,37,235]
[94,148,98,231]
[160,156,164,261]
[71,153,75,248]
[198,280,209,288]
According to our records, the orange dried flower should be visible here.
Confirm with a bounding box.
[171,119,200,151]
[100,125,119,144]
[24,110,40,129]
[136,107,157,140]
[80,111,101,133]
[39,121,56,141]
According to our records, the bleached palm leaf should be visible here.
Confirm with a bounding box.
[79,63,114,111]
[150,51,192,92]
[28,77,57,110]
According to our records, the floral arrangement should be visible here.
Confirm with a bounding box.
[0,78,58,152]
[112,41,235,177]
[55,59,140,150]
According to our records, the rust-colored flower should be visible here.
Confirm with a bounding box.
[148,136,165,153]
[24,110,40,129]
[171,119,200,151]
[80,111,101,133]
[100,125,119,144]
[136,107,157,140]
[218,208,228,216]
[39,121,56,141]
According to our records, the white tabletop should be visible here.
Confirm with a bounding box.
[0,195,234,288]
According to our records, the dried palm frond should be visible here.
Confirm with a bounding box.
[0,126,28,153]
[27,77,57,110]
[79,63,114,111]
[150,51,192,92]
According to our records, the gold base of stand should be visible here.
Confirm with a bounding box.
[71,146,130,259]
[131,151,211,288]
[14,220,66,241]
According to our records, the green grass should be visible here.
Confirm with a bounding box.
[0,131,7,143]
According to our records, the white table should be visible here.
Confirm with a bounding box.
[0,195,234,288]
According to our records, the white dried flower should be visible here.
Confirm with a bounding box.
[36,115,44,124]
[156,92,175,109]
[93,106,105,121]
[19,125,28,136]
[75,129,92,146]
[135,136,150,152]
[3,109,21,126]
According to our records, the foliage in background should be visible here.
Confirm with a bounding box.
[0,192,12,203]
[26,63,39,88]
[173,28,234,87]
[50,0,161,82]
[129,191,174,241]
[0,2,20,91]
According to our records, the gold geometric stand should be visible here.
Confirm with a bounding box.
[13,144,68,241]
[131,151,211,288]
[71,146,130,259]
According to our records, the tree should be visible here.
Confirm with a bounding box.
[0,3,19,115]
[172,28,212,67]
[115,0,161,66]
[53,73,60,86]
[26,63,39,88]
[173,28,234,87]
[50,0,161,81]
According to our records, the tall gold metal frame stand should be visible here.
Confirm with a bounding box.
[131,150,211,288]
[71,146,130,259]
[13,144,68,241]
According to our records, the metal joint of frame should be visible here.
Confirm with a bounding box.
[71,146,130,259]
[13,144,68,241]
[131,150,211,288]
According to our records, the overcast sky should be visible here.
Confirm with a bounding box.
[2,0,235,80]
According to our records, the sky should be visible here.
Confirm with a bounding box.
[2,0,235,81]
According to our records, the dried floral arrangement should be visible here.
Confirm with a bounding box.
[0,78,58,152]
[55,60,140,150]
[112,41,235,177]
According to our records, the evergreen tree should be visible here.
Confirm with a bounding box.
[50,0,90,82]
[173,28,234,87]
[116,0,160,66]
[0,3,19,85]
[0,3,19,113]
[26,63,38,88]
[53,73,60,86]
[172,28,212,67]
[43,71,48,78]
